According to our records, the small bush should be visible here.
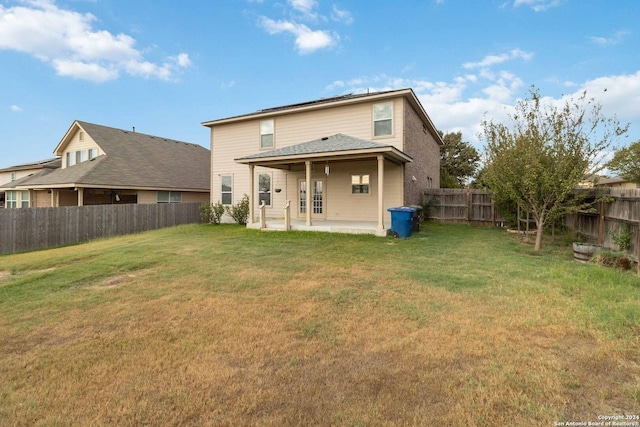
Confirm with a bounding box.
[225,194,250,225]
[200,201,226,224]
[611,222,633,251]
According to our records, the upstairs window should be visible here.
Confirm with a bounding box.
[66,152,75,167]
[373,102,393,137]
[89,148,98,159]
[221,175,233,205]
[75,150,82,164]
[351,174,370,194]
[10,172,16,181]
[260,119,274,149]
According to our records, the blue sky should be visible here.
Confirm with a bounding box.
[1,0,639,168]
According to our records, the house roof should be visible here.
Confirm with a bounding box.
[202,88,443,145]
[0,157,61,173]
[4,121,210,192]
[235,134,413,167]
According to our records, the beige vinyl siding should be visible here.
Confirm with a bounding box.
[33,190,52,208]
[137,191,157,204]
[210,96,411,223]
[0,169,38,186]
[182,192,210,204]
[62,128,100,168]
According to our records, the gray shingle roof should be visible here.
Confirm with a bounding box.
[236,133,411,161]
[6,121,210,191]
[0,158,61,172]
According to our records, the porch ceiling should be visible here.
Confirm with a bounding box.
[235,133,413,170]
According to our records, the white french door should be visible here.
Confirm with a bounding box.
[298,179,326,219]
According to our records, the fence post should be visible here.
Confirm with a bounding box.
[284,200,291,231]
[466,188,471,224]
[597,201,605,245]
[259,201,266,229]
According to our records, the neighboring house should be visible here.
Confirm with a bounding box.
[1,121,210,208]
[594,177,639,189]
[0,158,61,208]
[202,88,442,234]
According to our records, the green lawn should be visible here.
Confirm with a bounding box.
[1,223,639,426]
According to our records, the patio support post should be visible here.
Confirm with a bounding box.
[248,164,255,224]
[305,160,312,226]
[377,154,384,230]
[77,188,84,206]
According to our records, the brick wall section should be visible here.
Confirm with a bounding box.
[402,98,441,206]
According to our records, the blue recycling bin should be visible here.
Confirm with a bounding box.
[387,207,416,238]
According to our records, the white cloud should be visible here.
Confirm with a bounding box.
[513,0,564,12]
[288,0,317,16]
[10,105,23,112]
[254,1,350,53]
[260,17,336,54]
[331,5,354,24]
[589,31,630,46]
[463,49,533,69]
[0,0,190,82]
[220,80,236,90]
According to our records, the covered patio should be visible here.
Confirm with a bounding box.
[235,134,413,236]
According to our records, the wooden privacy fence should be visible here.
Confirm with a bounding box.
[423,188,506,226]
[566,188,640,261]
[0,202,202,255]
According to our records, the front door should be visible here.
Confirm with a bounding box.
[299,179,326,219]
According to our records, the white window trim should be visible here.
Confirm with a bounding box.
[258,172,272,207]
[260,119,275,150]
[351,174,371,195]
[6,191,17,208]
[373,101,394,138]
[157,191,182,204]
[221,174,233,205]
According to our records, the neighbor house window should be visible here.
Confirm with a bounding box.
[80,150,88,162]
[221,175,232,205]
[351,174,370,194]
[20,191,30,208]
[66,152,75,167]
[75,150,82,164]
[79,131,84,141]
[10,172,16,181]
[260,119,274,149]
[373,102,393,137]
[157,191,182,203]
[6,191,17,208]
[89,148,98,159]
[258,173,271,206]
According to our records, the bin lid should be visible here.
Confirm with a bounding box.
[387,207,416,212]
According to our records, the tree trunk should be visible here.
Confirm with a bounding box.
[534,219,544,250]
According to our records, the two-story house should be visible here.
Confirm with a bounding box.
[0,158,61,208]
[1,121,210,208]
[202,88,442,235]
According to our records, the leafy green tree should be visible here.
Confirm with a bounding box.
[440,131,481,188]
[481,86,628,250]
[607,140,640,184]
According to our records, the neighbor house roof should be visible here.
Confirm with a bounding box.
[4,121,210,191]
[0,157,61,173]
[235,133,413,168]
[203,88,444,145]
